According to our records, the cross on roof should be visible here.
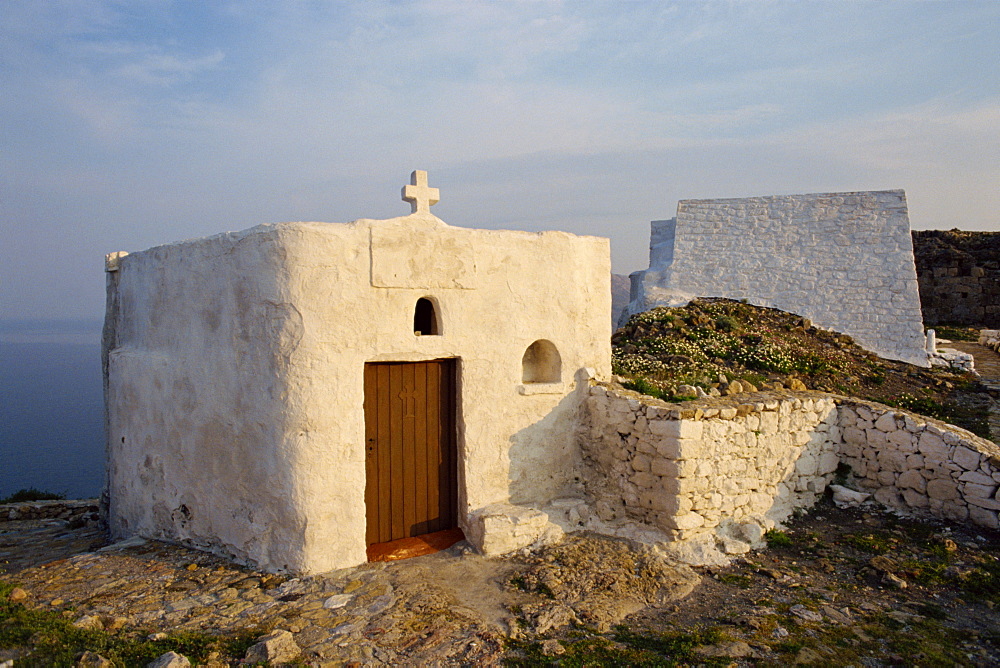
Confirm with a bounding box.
[401,170,440,214]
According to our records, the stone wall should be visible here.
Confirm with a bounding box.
[837,401,1000,529]
[582,387,841,546]
[2,499,100,524]
[623,191,927,366]
[913,230,1000,328]
[580,385,1000,560]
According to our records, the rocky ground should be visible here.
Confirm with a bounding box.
[2,497,999,666]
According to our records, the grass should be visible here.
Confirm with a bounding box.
[764,529,793,548]
[504,625,733,667]
[0,488,65,504]
[932,326,981,342]
[0,582,261,665]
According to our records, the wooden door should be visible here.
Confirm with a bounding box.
[363,359,457,546]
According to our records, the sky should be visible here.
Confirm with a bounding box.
[2,0,999,321]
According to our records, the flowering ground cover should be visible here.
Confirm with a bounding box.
[612,298,991,438]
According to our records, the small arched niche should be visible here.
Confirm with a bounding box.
[413,297,440,336]
[521,339,561,383]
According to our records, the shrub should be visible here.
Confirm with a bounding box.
[0,488,65,504]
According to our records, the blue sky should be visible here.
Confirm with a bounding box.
[2,0,998,320]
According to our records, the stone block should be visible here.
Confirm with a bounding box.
[653,459,698,478]
[638,491,668,511]
[887,429,914,451]
[968,506,999,529]
[630,472,658,489]
[795,452,819,476]
[468,503,564,556]
[874,412,897,432]
[866,429,888,448]
[662,511,705,531]
[874,487,902,507]
[896,469,926,492]
[941,500,969,522]
[649,419,704,439]
[966,496,1000,511]
[818,452,840,475]
[843,426,866,446]
[952,446,981,471]
[959,470,995,485]
[962,482,997,499]
[901,488,929,508]
[654,438,682,460]
[877,470,897,486]
[918,432,950,460]
[632,453,651,472]
[926,479,960,501]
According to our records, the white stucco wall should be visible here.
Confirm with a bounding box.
[623,190,928,366]
[105,211,611,573]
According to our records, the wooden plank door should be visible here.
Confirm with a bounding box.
[364,359,456,546]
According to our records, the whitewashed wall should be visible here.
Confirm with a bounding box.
[623,190,928,366]
[104,211,611,573]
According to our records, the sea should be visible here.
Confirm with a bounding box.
[0,319,105,500]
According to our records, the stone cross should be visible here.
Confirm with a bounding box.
[402,170,440,214]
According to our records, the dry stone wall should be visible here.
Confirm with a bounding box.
[581,385,1000,559]
[582,386,840,546]
[913,230,1000,328]
[837,401,1000,529]
[623,191,927,366]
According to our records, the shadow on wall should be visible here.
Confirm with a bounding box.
[461,368,593,558]
[576,385,1000,564]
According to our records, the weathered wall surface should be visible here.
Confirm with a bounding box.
[624,191,928,366]
[837,400,1000,529]
[913,230,1000,328]
[579,385,1000,561]
[105,211,611,573]
[582,387,840,546]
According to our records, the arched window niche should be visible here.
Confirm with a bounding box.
[521,339,561,384]
[413,297,440,336]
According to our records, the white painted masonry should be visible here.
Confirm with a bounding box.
[103,172,611,574]
[623,191,928,366]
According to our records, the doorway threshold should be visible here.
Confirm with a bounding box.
[366,527,466,562]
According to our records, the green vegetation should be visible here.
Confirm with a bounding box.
[845,532,896,555]
[717,573,753,589]
[764,529,793,548]
[0,583,260,666]
[0,488,65,504]
[612,298,990,436]
[932,326,980,342]
[505,625,733,667]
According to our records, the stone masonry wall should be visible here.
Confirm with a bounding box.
[583,386,841,543]
[913,230,1000,328]
[624,191,927,366]
[837,401,1000,529]
[582,385,1000,552]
